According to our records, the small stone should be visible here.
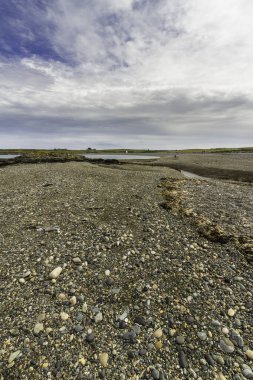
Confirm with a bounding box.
[58,293,67,301]
[242,369,253,379]
[212,320,221,327]
[220,338,235,353]
[34,323,44,335]
[228,308,236,317]
[82,303,88,313]
[153,328,163,338]
[19,278,25,284]
[8,350,21,363]
[105,270,110,276]
[222,327,229,335]
[151,368,160,379]
[178,350,188,368]
[246,350,253,360]
[49,267,62,279]
[231,330,244,348]
[217,372,227,380]
[134,315,146,326]
[95,312,103,323]
[197,332,207,341]
[214,355,225,365]
[79,357,86,365]
[74,324,83,333]
[123,331,136,344]
[99,352,109,367]
[176,335,185,345]
[37,313,46,322]
[73,257,82,264]
[60,312,69,321]
[70,296,77,306]
[86,333,94,343]
[155,340,163,349]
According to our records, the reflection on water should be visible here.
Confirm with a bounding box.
[0,155,20,159]
[85,154,159,160]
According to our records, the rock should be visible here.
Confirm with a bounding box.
[246,350,253,360]
[86,333,94,343]
[60,312,69,321]
[70,296,77,306]
[37,313,46,322]
[133,315,146,326]
[49,267,62,279]
[155,340,163,349]
[95,312,103,323]
[34,323,44,335]
[73,257,82,264]
[123,331,136,344]
[118,311,128,321]
[151,368,160,379]
[230,330,244,348]
[217,372,227,380]
[227,308,236,317]
[178,350,188,368]
[176,335,185,345]
[153,328,163,338]
[105,270,110,276]
[8,350,21,363]
[212,320,221,327]
[99,352,109,367]
[220,338,235,353]
[82,303,88,313]
[74,324,83,333]
[242,369,253,379]
[222,327,229,335]
[213,355,225,365]
[197,332,207,341]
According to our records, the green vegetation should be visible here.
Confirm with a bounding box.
[1,146,253,156]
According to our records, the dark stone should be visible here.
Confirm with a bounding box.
[178,350,188,368]
[205,354,215,366]
[123,331,137,344]
[139,348,147,356]
[105,278,114,286]
[133,316,146,326]
[151,368,160,379]
[86,333,94,343]
[118,320,127,329]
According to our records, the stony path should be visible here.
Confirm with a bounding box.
[0,162,252,379]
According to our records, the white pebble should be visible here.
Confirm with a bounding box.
[34,323,44,335]
[60,312,69,321]
[222,327,229,335]
[227,308,236,317]
[70,296,76,306]
[49,266,62,279]
[246,350,253,360]
[105,270,110,276]
[99,352,108,367]
[95,312,103,323]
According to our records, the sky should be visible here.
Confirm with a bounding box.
[0,0,253,150]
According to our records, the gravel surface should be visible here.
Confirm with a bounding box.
[0,161,253,380]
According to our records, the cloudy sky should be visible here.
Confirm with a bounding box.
[0,0,253,149]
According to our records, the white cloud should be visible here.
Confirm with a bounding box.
[0,0,253,148]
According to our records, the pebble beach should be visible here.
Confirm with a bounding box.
[0,155,253,379]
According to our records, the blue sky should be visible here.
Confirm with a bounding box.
[0,0,253,149]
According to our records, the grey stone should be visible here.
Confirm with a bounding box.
[151,369,160,380]
[220,338,235,353]
[178,350,188,368]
